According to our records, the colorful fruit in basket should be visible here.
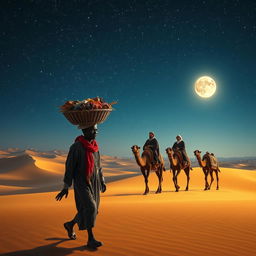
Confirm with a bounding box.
[102,103,111,109]
[60,101,76,112]
[92,96,101,102]
[60,97,116,112]
[92,101,103,109]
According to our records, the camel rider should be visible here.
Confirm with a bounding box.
[172,135,189,165]
[143,132,160,164]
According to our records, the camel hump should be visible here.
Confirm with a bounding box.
[203,153,218,169]
[172,151,186,169]
[142,148,155,164]
[142,148,153,158]
[173,151,183,164]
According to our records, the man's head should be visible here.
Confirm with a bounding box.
[149,132,155,139]
[176,135,182,141]
[82,125,98,141]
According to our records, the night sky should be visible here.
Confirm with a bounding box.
[1,0,256,158]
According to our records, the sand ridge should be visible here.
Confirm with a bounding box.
[0,150,139,195]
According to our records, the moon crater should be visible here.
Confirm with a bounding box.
[195,76,216,98]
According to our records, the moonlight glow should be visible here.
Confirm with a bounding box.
[194,76,217,98]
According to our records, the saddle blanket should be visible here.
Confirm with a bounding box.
[203,153,218,169]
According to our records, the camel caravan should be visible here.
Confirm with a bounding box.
[131,133,220,195]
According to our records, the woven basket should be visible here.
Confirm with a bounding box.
[63,109,112,128]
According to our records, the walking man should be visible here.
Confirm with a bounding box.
[55,124,106,249]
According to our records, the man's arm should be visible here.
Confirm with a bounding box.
[179,141,185,150]
[63,143,78,187]
[172,142,177,149]
[143,139,149,150]
[151,138,159,151]
[154,138,159,150]
[56,143,78,201]
[97,151,106,192]
[99,168,106,192]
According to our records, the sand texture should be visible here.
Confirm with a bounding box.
[0,165,256,256]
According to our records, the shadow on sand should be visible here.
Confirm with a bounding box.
[103,188,205,197]
[0,237,98,256]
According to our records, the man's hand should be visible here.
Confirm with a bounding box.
[101,183,107,193]
[55,188,68,201]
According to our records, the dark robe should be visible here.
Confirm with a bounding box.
[172,141,189,163]
[143,138,160,162]
[64,141,104,230]
[172,141,185,151]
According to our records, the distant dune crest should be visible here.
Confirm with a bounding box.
[0,149,139,195]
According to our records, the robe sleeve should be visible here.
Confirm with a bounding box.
[179,141,185,150]
[153,138,159,151]
[97,151,105,186]
[99,168,105,185]
[64,143,78,187]
[143,139,149,150]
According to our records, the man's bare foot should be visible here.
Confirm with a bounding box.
[64,222,76,240]
[86,239,103,249]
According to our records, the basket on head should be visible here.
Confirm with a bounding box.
[63,109,112,129]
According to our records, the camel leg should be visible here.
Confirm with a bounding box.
[184,167,190,191]
[209,171,214,190]
[204,169,210,190]
[175,169,181,192]
[141,168,149,195]
[215,170,219,190]
[155,167,163,194]
[155,170,160,193]
[145,169,150,194]
[159,166,163,193]
[171,169,178,191]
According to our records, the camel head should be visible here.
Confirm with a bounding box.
[194,150,201,156]
[131,145,140,154]
[165,147,173,155]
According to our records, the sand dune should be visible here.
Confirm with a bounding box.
[0,149,27,158]
[220,160,256,170]
[0,167,255,256]
[0,153,61,193]
[0,150,139,195]
[0,153,60,181]
[0,150,9,157]
[0,185,30,192]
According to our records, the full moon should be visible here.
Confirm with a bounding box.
[194,76,216,98]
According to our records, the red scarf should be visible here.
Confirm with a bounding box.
[75,135,99,182]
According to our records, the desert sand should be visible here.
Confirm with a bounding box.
[0,157,256,256]
[0,150,139,195]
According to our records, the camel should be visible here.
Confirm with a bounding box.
[194,150,220,190]
[165,147,192,192]
[131,145,165,195]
